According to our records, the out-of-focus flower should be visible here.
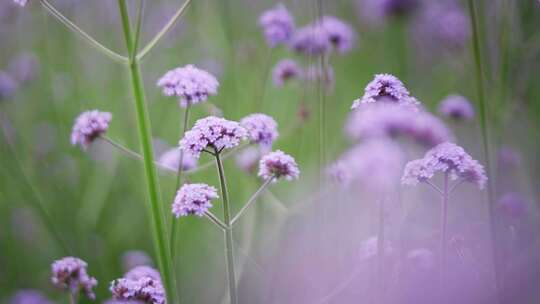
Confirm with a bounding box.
[125,266,162,282]
[110,275,164,304]
[258,150,299,181]
[0,71,18,100]
[157,148,197,172]
[51,257,98,300]
[356,0,419,27]
[235,146,264,173]
[346,103,453,148]
[122,251,153,272]
[320,16,357,54]
[498,192,526,219]
[10,290,52,304]
[8,52,39,84]
[258,3,295,47]
[179,116,247,158]
[351,74,419,109]
[498,146,521,168]
[402,142,487,189]
[290,24,331,56]
[172,183,219,217]
[70,110,112,150]
[438,94,475,121]
[272,59,303,87]
[240,113,279,147]
[157,65,219,108]
[13,0,28,7]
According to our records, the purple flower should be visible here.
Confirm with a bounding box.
[320,16,357,54]
[356,0,419,27]
[157,148,197,172]
[10,290,52,304]
[13,0,28,7]
[290,24,331,56]
[172,183,218,217]
[51,257,98,300]
[258,150,300,181]
[438,94,475,121]
[8,53,39,84]
[125,266,162,282]
[179,116,247,158]
[346,103,453,148]
[70,110,112,150]
[402,142,487,189]
[272,59,303,87]
[351,74,419,109]
[240,113,279,147]
[157,65,219,108]
[258,3,295,47]
[110,277,164,304]
[0,71,18,100]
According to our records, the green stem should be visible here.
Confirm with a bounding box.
[117,1,178,303]
[214,150,238,304]
[231,177,274,226]
[467,0,501,299]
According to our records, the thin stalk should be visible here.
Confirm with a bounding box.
[231,177,274,226]
[205,211,229,231]
[215,150,238,304]
[40,0,128,64]
[137,0,193,61]
[117,1,178,303]
[377,198,385,303]
[439,172,449,299]
[69,293,76,304]
[467,0,501,298]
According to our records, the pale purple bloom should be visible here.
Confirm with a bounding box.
[157,148,197,172]
[320,16,357,54]
[438,94,475,121]
[0,71,18,100]
[402,142,487,189]
[498,192,526,219]
[125,266,162,282]
[70,110,112,150]
[13,0,28,7]
[110,277,164,304]
[10,290,52,304]
[290,24,331,56]
[240,113,279,147]
[346,103,453,147]
[235,146,263,173]
[172,183,218,217]
[157,65,219,108]
[356,0,419,27]
[258,150,300,181]
[122,251,153,272]
[51,257,98,300]
[272,59,303,87]
[258,3,295,47]
[8,53,39,84]
[179,116,247,158]
[351,74,419,109]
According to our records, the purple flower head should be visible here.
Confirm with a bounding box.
[8,53,39,84]
[13,0,28,7]
[498,192,526,219]
[157,148,197,172]
[346,103,453,148]
[272,59,303,87]
[290,24,331,56]
[172,183,218,217]
[179,116,247,158]
[51,257,98,300]
[157,65,219,108]
[10,290,52,304]
[402,142,487,189]
[351,74,419,109]
[438,94,475,121]
[258,150,300,181]
[0,71,18,100]
[258,3,295,47]
[70,110,112,150]
[122,251,153,272]
[125,266,162,282]
[356,0,419,27]
[110,277,164,304]
[320,16,357,54]
[240,113,279,147]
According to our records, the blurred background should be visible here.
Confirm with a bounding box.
[1,0,540,303]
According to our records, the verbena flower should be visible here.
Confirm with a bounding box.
[346,103,453,147]
[51,257,98,300]
[70,110,112,150]
[157,65,219,108]
[0,71,18,100]
[110,276,164,304]
[272,59,303,87]
[258,3,295,47]
[438,94,475,121]
[320,16,357,54]
[179,116,247,158]
[172,183,219,217]
[290,24,331,56]
[356,0,419,27]
[258,150,299,181]
[351,74,419,109]
[240,113,279,147]
[8,52,39,84]
[402,142,487,189]
[10,290,52,304]
[13,0,28,7]
[157,148,197,172]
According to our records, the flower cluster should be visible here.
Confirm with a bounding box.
[258,3,295,47]
[438,94,475,121]
[110,267,165,304]
[157,65,219,108]
[258,150,299,181]
[10,290,52,304]
[240,113,279,147]
[172,183,219,217]
[356,0,419,27]
[272,59,303,87]
[70,110,112,150]
[51,257,98,300]
[179,116,247,158]
[320,16,356,54]
[351,74,419,109]
[290,24,332,56]
[402,142,487,189]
